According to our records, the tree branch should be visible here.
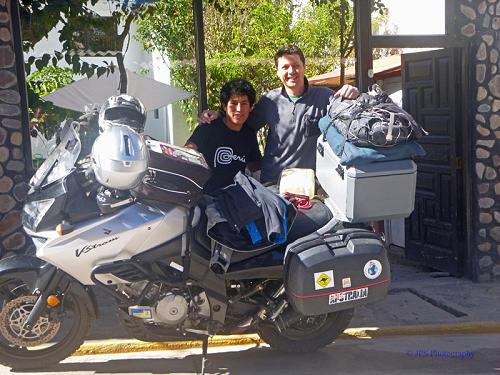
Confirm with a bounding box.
[345,18,356,56]
[117,11,136,46]
[115,11,137,94]
[116,53,127,94]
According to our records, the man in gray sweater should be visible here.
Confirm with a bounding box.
[202,45,359,184]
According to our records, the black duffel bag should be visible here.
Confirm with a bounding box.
[326,85,427,147]
[132,140,211,207]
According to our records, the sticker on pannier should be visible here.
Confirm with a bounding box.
[328,287,368,305]
[314,270,334,290]
[364,260,382,279]
[342,277,352,288]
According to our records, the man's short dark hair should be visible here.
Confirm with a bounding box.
[274,45,306,67]
[220,78,256,107]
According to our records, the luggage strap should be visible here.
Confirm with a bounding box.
[289,230,381,255]
[323,100,368,157]
[340,231,381,244]
[324,230,381,250]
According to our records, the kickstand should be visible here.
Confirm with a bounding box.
[200,335,209,375]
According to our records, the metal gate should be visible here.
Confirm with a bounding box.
[402,48,465,275]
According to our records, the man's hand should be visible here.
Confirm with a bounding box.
[334,84,360,99]
[199,109,219,124]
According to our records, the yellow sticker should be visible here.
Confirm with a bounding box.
[314,270,334,290]
[316,273,331,288]
[128,307,153,319]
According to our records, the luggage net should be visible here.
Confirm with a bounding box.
[326,85,428,148]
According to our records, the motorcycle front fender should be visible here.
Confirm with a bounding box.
[66,280,99,319]
[0,255,50,289]
[0,255,98,319]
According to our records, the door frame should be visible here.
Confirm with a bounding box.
[402,47,468,275]
[459,45,474,279]
[352,0,473,277]
[382,47,473,276]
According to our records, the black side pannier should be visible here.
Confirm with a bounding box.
[284,228,390,316]
[132,140,211,207]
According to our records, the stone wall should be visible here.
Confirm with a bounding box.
[0,0,29,256]
[458,0,500,281]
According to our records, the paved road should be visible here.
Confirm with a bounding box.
[1,333,499,375]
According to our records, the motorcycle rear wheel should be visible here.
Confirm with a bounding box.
[258,308,354,353]
[0,279,91,370]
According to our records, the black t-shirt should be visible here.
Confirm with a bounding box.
[187,118,261,193]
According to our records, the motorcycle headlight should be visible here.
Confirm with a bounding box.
[22,198,55,231]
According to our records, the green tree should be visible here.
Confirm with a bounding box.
[26,66,76,139]
[21,0,155,78]
[27,66,73,97]
[307,0,387,85]
[21,0,100,76]
[20,1,156,139]
[237,0,294,57]
[136,0,340,128]
[293,2,340,60]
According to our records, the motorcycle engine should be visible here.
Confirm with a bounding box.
[154,292,188,326]
[119,282,211,327]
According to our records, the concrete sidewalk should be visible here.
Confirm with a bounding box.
[78,261,500,355]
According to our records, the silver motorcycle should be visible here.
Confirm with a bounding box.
[0,119,390,371]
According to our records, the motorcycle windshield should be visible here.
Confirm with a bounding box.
[30,121,81,189]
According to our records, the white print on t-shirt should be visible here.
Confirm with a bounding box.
[214,147,246,167]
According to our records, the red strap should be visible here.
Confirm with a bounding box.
[282,192,313,210]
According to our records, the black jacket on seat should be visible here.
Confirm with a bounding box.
[207,172,296,251]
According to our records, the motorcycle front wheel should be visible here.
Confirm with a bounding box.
[258,308,354,352]
[0,278,91,370]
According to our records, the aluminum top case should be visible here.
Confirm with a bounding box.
[316,137,417,223]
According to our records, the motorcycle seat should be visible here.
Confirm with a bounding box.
[286,199,333,243]
[261,184,333,244]
[221,199,333,275]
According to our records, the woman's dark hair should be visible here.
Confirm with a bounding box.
[220,78,256,107]
[274,44,306,67]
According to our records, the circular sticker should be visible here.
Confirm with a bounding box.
[364,260,382,280]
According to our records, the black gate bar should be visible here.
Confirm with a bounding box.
[354,0,372,93]
[193,0,208,112]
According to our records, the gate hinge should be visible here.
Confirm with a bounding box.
[453,157,463,170]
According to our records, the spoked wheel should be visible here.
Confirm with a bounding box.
[258,308,354,352]
[0,279,90,370]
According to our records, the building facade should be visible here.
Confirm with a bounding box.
[0,0,499,281]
